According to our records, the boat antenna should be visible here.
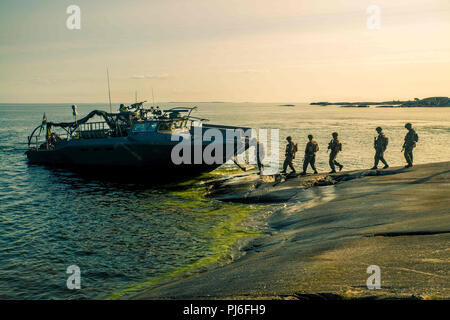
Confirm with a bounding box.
[106,67,112,113]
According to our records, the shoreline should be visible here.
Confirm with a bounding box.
[104,170,266,300]
[123,162,450,300]
[310,97,450,108]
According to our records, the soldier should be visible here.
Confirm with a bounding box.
[371,127,389,169]
[301,134,319,175]
[328,132,343,173]
[402,123,419,168]
[281,136,297,174]
[119,103,128,113]
[250,137,265,174]
[256,139,265,174]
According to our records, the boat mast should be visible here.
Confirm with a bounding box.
[106,67,112,113]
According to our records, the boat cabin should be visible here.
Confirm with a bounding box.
[27,105,205,150]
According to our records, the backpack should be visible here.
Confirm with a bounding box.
[329,139,342,152]
[382,136,389,149]
[414,132,419,142]
[314,142,319,152]
[291,143,298,159]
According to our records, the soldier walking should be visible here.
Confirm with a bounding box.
[252,138,265,174]
[402,123,419,168]
[328,132,343,173]
[371,127,389,169]
[281,136,297,174]
[301,134,319,175]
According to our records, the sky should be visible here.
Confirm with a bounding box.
[0,0,449,103]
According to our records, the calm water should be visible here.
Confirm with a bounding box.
[1,102,449,299]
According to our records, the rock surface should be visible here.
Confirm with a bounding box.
[126,162,450,300]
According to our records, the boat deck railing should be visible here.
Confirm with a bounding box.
[30,135,47,150]
[75,121,110,139]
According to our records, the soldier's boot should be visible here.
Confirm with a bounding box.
[339,164,343,172]
[313,170,318,174]
[300,171,307,176]
[329,169,337,173]
[373,157,379,170]
[281,161,288,174]
[380,157,389,169]
[289,163,296,174]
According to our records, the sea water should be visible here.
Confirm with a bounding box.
[0,102,449,299]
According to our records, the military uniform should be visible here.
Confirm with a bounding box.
[303,140,319,174]
[328,138,343,172]
[255,141,265,173]
[282,141,296,173]
[403,129,418,167]
[374,132,389,168]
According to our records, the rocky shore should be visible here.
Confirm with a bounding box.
[126,162,450,300]
[310,96,450,107]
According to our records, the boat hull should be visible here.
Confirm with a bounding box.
[26,134,246,178]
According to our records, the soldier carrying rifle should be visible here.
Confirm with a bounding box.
[281,136,297,174]
[371,127,389,170]
[402,123,419,168]
[328,132,343,173]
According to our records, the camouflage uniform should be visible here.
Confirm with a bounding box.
[403,129,418,166]
[282,141,296,173]
[374,132,389,168]
[303,140,319,174]
[328,138,342,172]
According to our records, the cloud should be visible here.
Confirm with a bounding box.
[130,74,170,80]
[225,69,269,74]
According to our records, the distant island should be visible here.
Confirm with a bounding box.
[339,105,369,108]
[279,104,295,107]
[310,96,450,107]
[168,101,225,104]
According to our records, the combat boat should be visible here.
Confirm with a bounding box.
[26,103,252,178]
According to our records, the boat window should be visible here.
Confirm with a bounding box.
[132,123,147,133]
[157,120,186,132]
[158,121,172,131]
[146,122,158,132]
[132,122,158,133]
[172,120,183,129]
